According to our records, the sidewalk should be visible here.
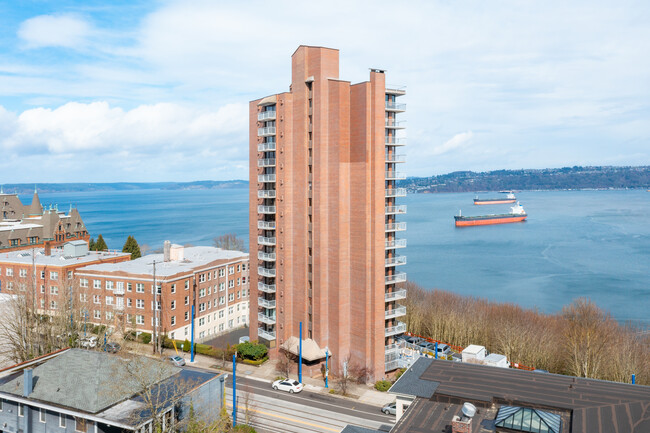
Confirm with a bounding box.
[127,342,395,407]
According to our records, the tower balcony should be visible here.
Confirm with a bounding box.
[385,343,401,357]
[258,190,276,199]
[386,86,406,96]
[385,222,407,232]
[385,101,406,112]
[258,266,276,278]
[385,171,406,180]
[257,251,276,262]
[385,305,407,320]
[385,289,407,302]
[258,111,276,121]
[257,158,276,167]
[385,188,407,198]
[257,205,276,214]
[257,236,276,246]
[258,312,276,325]
[258,282,276,294]
[385,272,407,285]
[258,327,276,341]
[385,256,407,267]
[385,137,407,146]
[385,321,407,337]
[385,205,407,215]
[385,154,406,163]
[385,239,407,249]
[258,142,276,152]
[257,220,276,230]
[385,120,406,129]
[258,297,276,309]
[258,174,276,183]
[257,127,276,137]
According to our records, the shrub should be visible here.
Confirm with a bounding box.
[395,368,407,380]
[92,325,107,335]
[233,426,257,433]
[374,380,392,392]
[242,356,268,366]
[140,333,152,345]
[236,341,268,361]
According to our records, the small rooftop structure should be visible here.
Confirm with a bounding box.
[0,244,130,267]
[280,336,327,361]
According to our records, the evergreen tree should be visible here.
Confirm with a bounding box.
[122,235,142,260]
[94,234,108,252]
[88,238,96,251]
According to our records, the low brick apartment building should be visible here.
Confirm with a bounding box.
[74,243,250,341]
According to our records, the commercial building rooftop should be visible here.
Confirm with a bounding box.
[0,246,130,266]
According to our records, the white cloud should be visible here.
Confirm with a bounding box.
[17,14,92,49]
[430,131,474,156]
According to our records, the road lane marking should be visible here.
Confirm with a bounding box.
[226,403,340,432]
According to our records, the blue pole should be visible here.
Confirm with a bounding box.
[232,354,237,426]
[299,322,303,383]
[434,342,438,359]
[632,374,635,384]
[190,304,195,362]
[104,332,107,352]
[325,349,329,388]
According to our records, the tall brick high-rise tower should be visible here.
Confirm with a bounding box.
[249,46,406,377]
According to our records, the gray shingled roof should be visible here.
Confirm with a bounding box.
[388,357,438,398]
[0,349,180,414]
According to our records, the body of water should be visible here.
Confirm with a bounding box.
[36,188,650,327]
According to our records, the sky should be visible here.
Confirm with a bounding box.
[1,0,649,183]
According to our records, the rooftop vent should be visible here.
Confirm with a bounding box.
[462,402,477,418]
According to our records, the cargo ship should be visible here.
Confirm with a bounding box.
[474,192,516,205]
[455,202,527,227]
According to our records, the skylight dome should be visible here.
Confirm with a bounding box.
[495,406,561,433]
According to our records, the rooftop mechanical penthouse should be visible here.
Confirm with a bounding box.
[249,46,407,378]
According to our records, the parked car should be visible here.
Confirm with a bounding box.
[104,342,121,353]
[79,336,97,348]
[272,379,303,394]
[405,336,423,345]
[382,402,397,415]
[418,341,451,358]
[168,355,186,367]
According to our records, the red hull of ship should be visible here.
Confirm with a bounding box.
[455,216,527,227]
[474,199,516,205]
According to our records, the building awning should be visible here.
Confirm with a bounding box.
[280,336,328,361]
[257,95,277,106]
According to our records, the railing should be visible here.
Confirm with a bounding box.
[258,297,276,309]
[258,267,276,277]
[257,158,276,167]
[257,205,276,214]
[258,190,276,199]
[258,312,276,325]
[385,321,407,337]
[386,85,406,95]
[257,127,276,136]
[385,101,406,111]
[258,174,276,183]
[257,251,276,261]
[257,236,276,246]
[385,343,401,354]
[113,288,125,295]
[385,137,406,146]
[385,171,406,180]
[385,289,407,302]
[257,220,276,230]
[258,327,276,341]
[258,111,276,121]
[384,120,406,129]
[385,205,407,214]
[385,272,407,284]
[385,188,407,198]
[385,154,406,163]
[385,239,407,249]
[385,222,407,232]
[258,282,276,293]
[258,142,276,152]
[385,305,407,319]
[385,256,407,266]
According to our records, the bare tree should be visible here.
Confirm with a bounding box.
[275,349,293,378]
[213,233,247,252]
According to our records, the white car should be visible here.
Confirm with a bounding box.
[79,336,97,348]
[272,379,303,394]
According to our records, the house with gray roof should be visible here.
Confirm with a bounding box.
[0,349,227,433]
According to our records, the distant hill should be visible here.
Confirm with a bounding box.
[1,180,248,195]
[399,166,650,193]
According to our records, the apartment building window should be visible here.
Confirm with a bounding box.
[229,266,234,275]
[39,284,45,293]
[6,268,13,276]
[219,296,225,305]
[106,311,114,320]
[136,283,144,293]
[136,299,144,309]
[185,311,189,321]
[40,408,46,422]
[50,271,58,280]
[60,414,67,428]
[198,317,205,326]
[18,403,24,416]
[184,295,189,305]
[106,281,114,291]
[171,316,176,326]
[152,300,161,311]
[237,264,241,272]
[213,299,218,307]
[116,281,124,292]
[106,296,114,306]
[229,280,234,288]
[19,268,27,278]
[228,319,233,328]
[7,282,13,290]
[199,274,206,283]
[237,304,240,312]
[185,280,189,290]
[199,303,206,312]
[40,270,45,279]
[80,278,88,288]
[93,280,101,289]
[67,271,73,280]
[242,289,247,298]
[229,293,234,302]
[237,291,241,299]
[50,300,57,309]
[50,286,59,295]
[219,268,225,277]
[127,298,132,307]
[208,286,212,295]
[153,284,161,295]
[40,299,45,308]
[93,295,100,304]
[199,288,206,298]
[171,284,176,294]
[127,282,132,292]
[228,306,234,315]
[171,300,176,310]
[94,310,101,319]
[219,282,225,291]
[136,315,144,325]
[242,276,246,284]
[80,293,87,302]
[219,323,224,332]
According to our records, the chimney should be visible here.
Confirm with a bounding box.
[452,403,476,433]
[23,368,33,397]
[44,241,51,256]
[163,240,171,262]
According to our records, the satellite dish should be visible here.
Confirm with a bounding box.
[462,402,477,418]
